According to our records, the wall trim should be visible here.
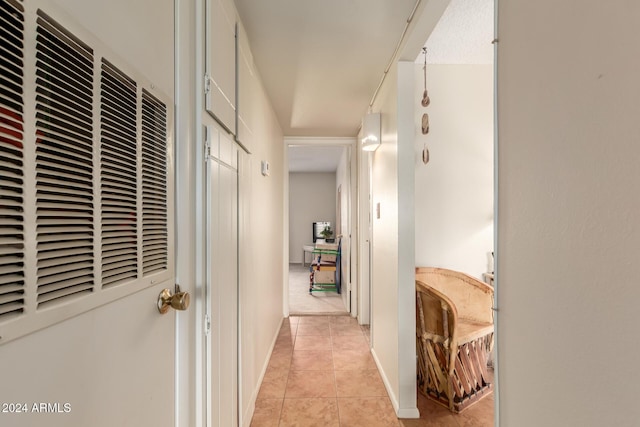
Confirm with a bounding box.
[371,348,420,419]
[242,317,285,427]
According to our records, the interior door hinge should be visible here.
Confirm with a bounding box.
[205,140,211,161]
[204,314,211,335]
[204,74,211,94]
[204,128,211,161]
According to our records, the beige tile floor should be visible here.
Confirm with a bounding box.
[250,315,494,427]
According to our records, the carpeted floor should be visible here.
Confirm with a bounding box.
[289,263,348,315]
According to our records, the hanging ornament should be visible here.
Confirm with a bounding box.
[421,113,429,135]
[422,144,430,164]
[421,47,430,107]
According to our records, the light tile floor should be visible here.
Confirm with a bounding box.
[289,264,347,315]
[250,315,494,427]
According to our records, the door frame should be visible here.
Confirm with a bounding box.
[283,137,358,318]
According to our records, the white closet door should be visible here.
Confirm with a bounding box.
[206,126,238,427]
[218,158,238,427]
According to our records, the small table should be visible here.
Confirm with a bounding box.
[302,245,315,267]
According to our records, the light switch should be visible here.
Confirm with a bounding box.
[261,160,270,176]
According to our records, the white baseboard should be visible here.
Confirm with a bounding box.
[241,317,285,427]
[370,348,420,419]
[370,348,400,413]
[397,407,420,418]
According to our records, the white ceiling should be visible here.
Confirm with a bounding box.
[422,0,494,65]
[234,0,419,137]
[288,146,345,173]
[234,0,493,172]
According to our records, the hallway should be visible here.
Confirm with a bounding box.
[289,264,347,315]
[250,315,494,426]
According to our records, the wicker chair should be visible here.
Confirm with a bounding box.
[415,267,494,413]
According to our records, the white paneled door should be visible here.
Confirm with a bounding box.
[205,126,239,427]
[0,1,178,426]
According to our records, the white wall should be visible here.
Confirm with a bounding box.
[414,64,493,280]
[363,0,450,417]
[370,61,400,412]
[238,87,285,425]
[368,61,418,418]
[497,2,640,426]
[288,172,336,263]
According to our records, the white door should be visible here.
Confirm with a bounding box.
[358,148,373,325]
[205,127,239,427]
[0,1,179,426]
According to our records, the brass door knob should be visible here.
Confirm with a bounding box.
[158,285,191,314]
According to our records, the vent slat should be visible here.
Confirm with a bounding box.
[0,253,23,266]
[0,244,23,256]
[38,274,93,290]
[36,173,93,189]
[102,271,137,287]
[35,93,92,126]
[36,11,93,63]
[36,283,93,306]
[36,224,93,234]
[0,191,22,206]
[35,74,92,115]
[38,261,92,279]
[101,95,136,120]
[102,107,136,135]
[0,291,23,306]
[0,63,23,88]
[37,254,92,269]
[102,252,137,263]
[102,139,136,155]
[102,162,138,180]
[0,147,23,163]
[36,125,93,154]
[102,243,137,253]
[0,301,24,317]
[103,262,137,275]
[37,246,93,261]
[0,282,23,294]
[101,205,136,214]
[35,47,92,91]
[0,218,22,227]
[36,157,91,176]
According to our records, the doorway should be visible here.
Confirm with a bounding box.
[410,0,496,424]
[284,138,357,317]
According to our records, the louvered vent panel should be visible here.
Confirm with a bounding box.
[35,11,95,307]
[141,90,168,275]
[100,60,138,288]
[0,0,25,321]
